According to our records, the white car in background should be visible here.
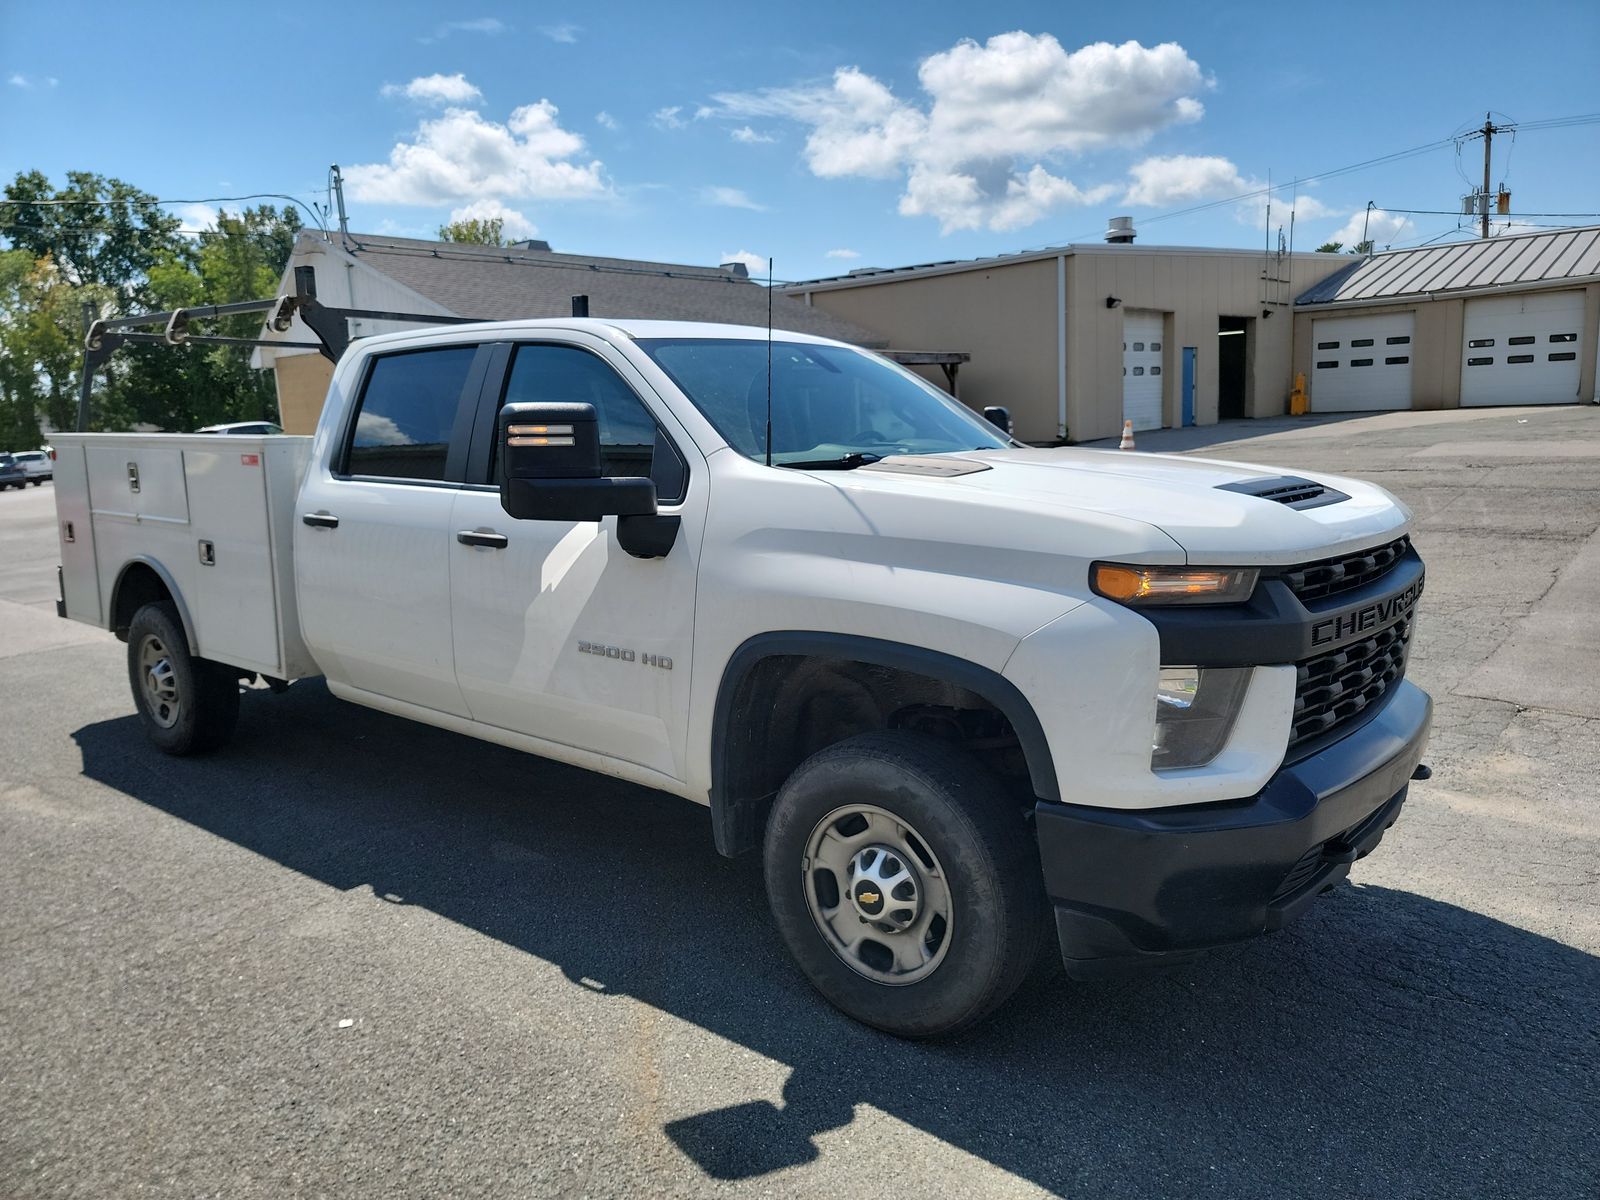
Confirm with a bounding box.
[11,450,53,484]
[196,421,284,436]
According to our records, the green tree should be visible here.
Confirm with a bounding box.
[1349,240,1375,256]
[438,216,506,245]
[1,171,301,432]
[1315,241,1343,253]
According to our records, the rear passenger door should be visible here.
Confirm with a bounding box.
[295,342,489,716]
[448,336,706,781]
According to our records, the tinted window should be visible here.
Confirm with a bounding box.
[347,347,477,480]
[1550,352,1577,362]
[1509,336,1535,346]
[1551,333,1577,343]
[638,338,1007,464]
[1351,358,1374,367]
[1317,341,1339,350]
[1316,361,1338,369]
[1507,354,1534,364]
[1385,356,1410,365]
[1351,338,1374,348]
[498,345,660,484]
[1468,338,1494,348]
[1386,335,1410,345]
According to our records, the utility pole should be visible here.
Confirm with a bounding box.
[1478,112,1497,238]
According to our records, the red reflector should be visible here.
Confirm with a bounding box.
[240,454,260,466]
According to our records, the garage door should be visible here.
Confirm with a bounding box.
[1310,313,1414,412]
[1460,290,1584,407]
[1122,311,1164,431]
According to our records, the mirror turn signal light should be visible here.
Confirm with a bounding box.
[507,423,575,447]
[1091,563,1259,606]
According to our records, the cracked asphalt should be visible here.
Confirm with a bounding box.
[2,406,1597,1198]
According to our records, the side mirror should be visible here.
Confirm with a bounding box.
[499,402,657,523]
[982,405,1014,436]
[497,401,681,559]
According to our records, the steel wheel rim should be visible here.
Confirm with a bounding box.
[138,634,181,729]
[802,803,953,986]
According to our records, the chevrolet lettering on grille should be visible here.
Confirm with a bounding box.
[1310,577,1424,648]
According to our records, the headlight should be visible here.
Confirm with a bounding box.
[1152,666,1251,769]
[1092,563,1259,606]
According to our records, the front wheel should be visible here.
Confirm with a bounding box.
[126,601,240,755]
[764,732,1045,1038]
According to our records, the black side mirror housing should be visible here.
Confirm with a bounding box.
[982,405,1014,436]
[497,400,680,558]
[499,401,657,522]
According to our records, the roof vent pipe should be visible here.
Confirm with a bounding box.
[1104,216,1136,244]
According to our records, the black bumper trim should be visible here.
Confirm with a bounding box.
[1035,679,1431,979]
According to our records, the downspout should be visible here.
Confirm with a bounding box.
[1056,254,1068,441]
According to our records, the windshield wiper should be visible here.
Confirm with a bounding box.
[775,452,884,471]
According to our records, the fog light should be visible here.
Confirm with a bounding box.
[1153,667,1251,769]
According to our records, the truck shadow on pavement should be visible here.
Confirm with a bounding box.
[73,681,1598,1197]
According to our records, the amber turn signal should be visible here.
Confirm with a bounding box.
[1091,563,1259,606]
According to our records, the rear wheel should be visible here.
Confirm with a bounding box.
[126,601,240,755]
[764,732,1045,1038]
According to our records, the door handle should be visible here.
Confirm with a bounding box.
[302,512,339,529]
[457,529,509,549]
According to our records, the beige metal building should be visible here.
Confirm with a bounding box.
[1292,226,1600,411]
[784,236,1351,443]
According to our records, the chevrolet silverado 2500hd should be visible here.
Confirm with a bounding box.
[53,319,1430,1036]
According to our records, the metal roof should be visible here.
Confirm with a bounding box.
[289,231,889,347]
[1295,225,1600,308]
[787,241,1346,293]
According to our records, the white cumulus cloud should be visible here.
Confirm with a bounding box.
[1330,207,1414,248]
[448,199,537,240]
[700,32,1210,233]
[596,111,619,130]
[345,99,607,206]
[652,106,687,130]
[731,125,776,144]
[701,186,766,211]
[381,72,483,106]
[539,23,580,43]
[1124,154,1247,206]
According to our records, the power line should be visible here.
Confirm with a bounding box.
[2,191,327,231]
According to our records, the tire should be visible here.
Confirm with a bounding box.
[30,479,42,487]
[764,732,1046,1038]
[126,601,240,755]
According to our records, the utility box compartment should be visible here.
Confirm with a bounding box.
[51,433,316,680]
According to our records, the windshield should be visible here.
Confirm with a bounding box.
[637,338,1008,465]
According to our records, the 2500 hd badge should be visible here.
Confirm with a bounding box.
[1310,576,1424,647]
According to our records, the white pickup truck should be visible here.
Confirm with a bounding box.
[52,318,1430,1036]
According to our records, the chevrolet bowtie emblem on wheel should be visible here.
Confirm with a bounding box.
[857,891,880,905]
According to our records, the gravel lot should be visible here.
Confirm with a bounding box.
[2,407,1597,1199]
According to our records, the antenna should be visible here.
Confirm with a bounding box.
[330,164,350,246]
[765,256,774,467]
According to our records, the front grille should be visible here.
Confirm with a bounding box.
[1281,535,1410,603]
[1272,844,1328,903]
[1291,614,1412,749]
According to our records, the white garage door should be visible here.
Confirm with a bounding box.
[1122,311,1164,431]
[1310,313,1414,412]
[1460,290,1584,407]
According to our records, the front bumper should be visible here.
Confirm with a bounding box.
[1035,678,1431,979]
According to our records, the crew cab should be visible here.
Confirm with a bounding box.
[52,319,1430,1036]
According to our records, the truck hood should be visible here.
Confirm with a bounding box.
[834,446,1410,566]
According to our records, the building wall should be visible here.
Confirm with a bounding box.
[274,352,335,435]
[1293,283,1600,411]
[792,259,1064,442]
[1066,250,1350,442]
[797,249,1350,444]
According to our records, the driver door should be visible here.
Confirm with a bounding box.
[448,336,706,782]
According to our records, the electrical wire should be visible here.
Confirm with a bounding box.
[3,191,327,232]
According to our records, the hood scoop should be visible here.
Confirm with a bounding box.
[859,455,992,478]
[1215,475,1348,510]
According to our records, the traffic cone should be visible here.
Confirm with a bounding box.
[1119,420,1136,450]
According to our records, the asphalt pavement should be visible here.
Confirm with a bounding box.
[2,408,1597,1199]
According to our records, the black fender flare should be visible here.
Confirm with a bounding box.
[709,631,1060,856]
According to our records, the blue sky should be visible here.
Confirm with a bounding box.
[4,0,1598,282]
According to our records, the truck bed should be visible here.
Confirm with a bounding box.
[51,433,317,680]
